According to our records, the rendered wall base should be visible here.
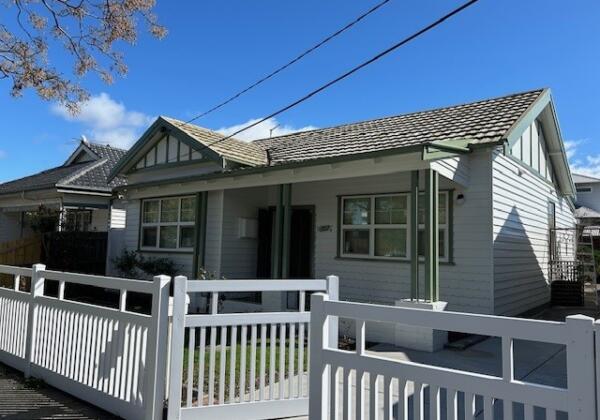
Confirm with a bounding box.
[394,300,448,352]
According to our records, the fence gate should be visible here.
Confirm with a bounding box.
[167,276,338,420]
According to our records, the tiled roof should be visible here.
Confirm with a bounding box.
[162,116,268,166]
[63,143,128,190]
[0,142,127,195]
[253,89,545,165]
[573,173,600,184]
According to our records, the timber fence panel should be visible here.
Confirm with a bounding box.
[0,263,170,420]
[310,294,598,420]
[167,275,338,420]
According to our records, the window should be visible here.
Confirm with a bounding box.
[417,192,448,258]
[339,192,449,261]
[576,186,592,193]
[64,210,92,232]
[141,196,195,250]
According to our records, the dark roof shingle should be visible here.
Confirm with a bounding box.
[0,143,127,195]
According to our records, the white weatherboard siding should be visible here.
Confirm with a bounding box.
[248,151,494,315]
[204,190,224,278]
[492,150,575,316]
[220,187,267,279]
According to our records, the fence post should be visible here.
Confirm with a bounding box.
[566,315,595,420]
[326,275,339,349]
[309,292,330,419]
[144,275,171,420]
[24,263,45,378]
[167,276,188,420]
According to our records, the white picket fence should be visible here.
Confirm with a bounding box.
[309,292,598,420]
[0,264,170,420]
[166,275,339,420]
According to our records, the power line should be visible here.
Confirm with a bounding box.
[185,0,391,124]
[193,0,481,154]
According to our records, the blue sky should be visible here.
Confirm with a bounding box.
[1,0,599,181]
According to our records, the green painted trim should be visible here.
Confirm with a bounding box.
[115,144,428,191]
[271,185,284,278]
[281,184,292,278]
[109,117,230,180]
[192,191,208,278]
[424,169,439,302]
[410,170,419,300]
[128,156,218,175]
[505,89,551,147]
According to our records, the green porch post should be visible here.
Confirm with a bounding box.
[192,191,208,279]
[424,169,439,301]
[271,186,284,278]
[410,170,419,300]
[271,183,292,279]
[281,184,292,279]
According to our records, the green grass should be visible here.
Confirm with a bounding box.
[180,333,308,404]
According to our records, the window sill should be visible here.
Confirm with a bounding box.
[138,248,194,255]
[334,256,455,265]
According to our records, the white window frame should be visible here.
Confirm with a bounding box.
[140,196,195,251]
[576,186,592,194]
[339,192,450,262]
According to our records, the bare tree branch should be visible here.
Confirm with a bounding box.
[0,0,167,113]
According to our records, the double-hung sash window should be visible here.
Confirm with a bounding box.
[340,191,449,261]
[141,196,195,250]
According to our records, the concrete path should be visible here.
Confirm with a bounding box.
[0,363,119,419]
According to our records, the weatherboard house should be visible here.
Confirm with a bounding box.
[107,89,575,346]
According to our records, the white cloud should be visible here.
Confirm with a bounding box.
[564,139,600,178]
[52,93,153,149]
[216,117,317,142]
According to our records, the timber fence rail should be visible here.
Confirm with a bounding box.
[309,292,598,420]
[0,263,170,420]
[166,275,339,420]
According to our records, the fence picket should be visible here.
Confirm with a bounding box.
[208,325,216,405]
[219,326,227,404]
[288,322,295,399]
[198,327,206,407]
[239,324,247,403]
[250,324,257,402]
[413,382,423,420]
[259,324,266,400]
[186,327,195,407]
[279,323,286,399]
[229,326,237,403]
[269,323,276,400]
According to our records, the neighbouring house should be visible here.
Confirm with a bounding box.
[107,88,576,345]
[573,173,600,226]
[0,140,127,273]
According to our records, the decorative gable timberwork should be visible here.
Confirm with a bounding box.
[134,134,205,170]
[508,119,555,183]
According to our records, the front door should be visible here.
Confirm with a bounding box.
[256,206,314,279]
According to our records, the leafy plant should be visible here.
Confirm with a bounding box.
[112,249,180,279]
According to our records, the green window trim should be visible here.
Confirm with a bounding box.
[139,195,196,252]
[338,190,452,262]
